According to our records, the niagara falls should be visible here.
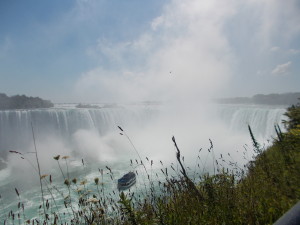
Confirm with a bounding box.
[1,0,300,224]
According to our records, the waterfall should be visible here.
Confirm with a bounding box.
[0,105,157,149]
[0,103,288,221]
[0,103,287,159]
[216,104,287,140]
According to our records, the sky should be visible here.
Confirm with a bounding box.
[0,0,299,103]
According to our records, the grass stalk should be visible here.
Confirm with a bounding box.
[31,123,47,223]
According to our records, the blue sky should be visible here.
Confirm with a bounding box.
[0,0,299,103]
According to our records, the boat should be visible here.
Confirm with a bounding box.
[117,171,136,190]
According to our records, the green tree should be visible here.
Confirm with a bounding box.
[283,100,300,130]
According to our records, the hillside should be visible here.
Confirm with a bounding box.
[216,92,300,105]
[0,93,53,110]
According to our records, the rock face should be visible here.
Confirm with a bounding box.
[0,93,53,110]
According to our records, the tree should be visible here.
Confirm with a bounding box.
[283,100,300,130]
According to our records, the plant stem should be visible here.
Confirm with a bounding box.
[31,122,47,223]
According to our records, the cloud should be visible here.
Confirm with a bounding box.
[246,0,300,49]
[75,0,236,102]
[73,0,300,102]
[270,46,280,52]
[151,16,164,31]
[74,68,149,102]
[288,49,300,55]
[271,61,292,75]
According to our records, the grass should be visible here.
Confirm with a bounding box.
[1,102,300,224]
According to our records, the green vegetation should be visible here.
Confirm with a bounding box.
[2,102,300,224]
[283,104,300,130]
[0,93,53,110]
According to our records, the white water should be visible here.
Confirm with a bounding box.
[0,103,287,221]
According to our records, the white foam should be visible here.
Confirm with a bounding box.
[0,167,11,184]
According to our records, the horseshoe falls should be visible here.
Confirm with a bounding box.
[0,103,287,220]
[0,103,287,170]
[216,104,286,140]
[0,104,159,159]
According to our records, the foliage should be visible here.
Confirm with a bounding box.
[0,93,53,110]
[283,102,300,130]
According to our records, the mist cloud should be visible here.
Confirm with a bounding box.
[75,0,236,103]
[271,62,292,75]
[74,0,300,102]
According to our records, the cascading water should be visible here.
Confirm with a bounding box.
[0,104,159,157]
[216,104,287,140]
[0,104,286,153]
[0,103,287,221]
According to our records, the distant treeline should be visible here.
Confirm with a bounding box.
[76,103,101,109]
[0,93,54,110]
[216,92,300,105]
